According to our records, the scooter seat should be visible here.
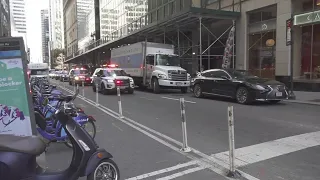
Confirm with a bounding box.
[0,135,46,156]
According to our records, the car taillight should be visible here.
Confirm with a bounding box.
[116,80,122,85]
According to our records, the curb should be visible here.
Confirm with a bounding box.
[284,100,320,106]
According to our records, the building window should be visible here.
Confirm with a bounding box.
[248,5,277,79]
[300,24,320,80]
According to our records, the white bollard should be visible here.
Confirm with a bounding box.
[82,81,85,98]
[179,98,191,153]
[73,83,76,92]
[76,84,79,94]
[95,84,99,106]
[117,87,124,118]
[227,106,240,178]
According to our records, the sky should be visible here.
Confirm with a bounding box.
[25,0,49,63]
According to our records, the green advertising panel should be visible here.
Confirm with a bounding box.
[0,37,35,136]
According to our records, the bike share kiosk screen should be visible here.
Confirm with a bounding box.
[0,37,36,136]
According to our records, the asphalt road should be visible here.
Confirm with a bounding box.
[46,80,320,180]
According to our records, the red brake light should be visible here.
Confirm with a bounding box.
[116,80,121,84]
[107,64,118,68]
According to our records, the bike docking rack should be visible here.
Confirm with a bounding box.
[226,105,241,178]
[117,87,124,119]
[179,98,191,153]
[95,84,99,106]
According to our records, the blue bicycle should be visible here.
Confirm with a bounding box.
[32,80,97,148]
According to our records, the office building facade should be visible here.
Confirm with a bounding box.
[0,0,11,37]
[63,0,94,57]
[100,0,148,40]
[41,9,50,63]
[9,0,26,34]
[49,0,64,50]
[232,0,320,90]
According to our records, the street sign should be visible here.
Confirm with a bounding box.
[0,37,36,136]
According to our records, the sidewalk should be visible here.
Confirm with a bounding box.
[285,91,320,106]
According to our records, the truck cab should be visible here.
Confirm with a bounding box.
[146,54,190,93]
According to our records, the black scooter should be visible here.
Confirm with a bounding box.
[0,89,120,180]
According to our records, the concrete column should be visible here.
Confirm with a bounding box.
[192,29,199,75]
[292,26,302,78]
[292,0,303,78]
[235,11,247,70]
[275,0,292,77]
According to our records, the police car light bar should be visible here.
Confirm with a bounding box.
[106,64,118,68]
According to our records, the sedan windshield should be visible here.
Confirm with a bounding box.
[103,70,127,76]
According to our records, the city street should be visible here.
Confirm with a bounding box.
[47,80,320,180]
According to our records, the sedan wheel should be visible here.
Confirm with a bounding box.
[236,87,251,104]
[193,84,202,98]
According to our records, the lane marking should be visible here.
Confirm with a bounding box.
[161,96,196,104]
[126,160,198,180]
[139,96,156,101]
[112,123,124,132]
[211,131,320,167]
[156,166,206,180]
[57,83,292,180]
[57,85,238,179]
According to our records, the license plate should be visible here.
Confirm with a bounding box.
[176,82,182,86]
[276,92,282,97]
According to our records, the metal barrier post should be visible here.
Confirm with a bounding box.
[73,83,76,92]
[227,106,240,178]
[180,98,191,152]
[82,81,85,98]
[117,87,124,118]
[76,84,79,94]
[95,84,99,106]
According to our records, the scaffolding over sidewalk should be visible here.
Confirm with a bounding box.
[65,0,242,73]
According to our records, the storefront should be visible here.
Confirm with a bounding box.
[294,0,320,81]
[247,5,277,79]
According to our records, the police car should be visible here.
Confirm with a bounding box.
[92,64,134,94]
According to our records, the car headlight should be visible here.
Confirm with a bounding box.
[107,79,114,83]
[254,84,266,90]
[75,76,79,80]
[187,73,191,81]
[158,74,167,79]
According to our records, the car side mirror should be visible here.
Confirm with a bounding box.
[221,76,230,80]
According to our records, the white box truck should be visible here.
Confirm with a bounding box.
[111,42,190,93]
[27,63,49,79]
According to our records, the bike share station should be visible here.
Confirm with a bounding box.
[0,37,119,180]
